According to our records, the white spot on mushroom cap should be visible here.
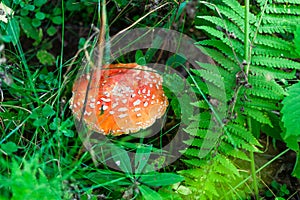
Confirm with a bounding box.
[102,105,109,110]
[134,107,141,112]
[119,113,128,118]
[101,97,111,102]
[118,107,128,112]
[112,102,119,108]
[133,99,141,106]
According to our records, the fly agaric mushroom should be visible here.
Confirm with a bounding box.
[70,63,168,136]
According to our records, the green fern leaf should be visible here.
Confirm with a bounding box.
[251,55,300,69]
[198,16,244,41]
[226,123,261,146]
[196,26,224,39]
[252,45,295,58]
[243,106,273,127]
[219,142,250,161]
[198,39,241,61]
[181,159,206,167]
[270,0,300,4]
[243,97,279,111]
[198,46,240,72]
[281,81,300,151]
[250,65,296,79]
[266,4,300,15]
[255,35,293,51]
[246,86,284,100]
[263,15,300,26]
[258,24,294,34]
[191,69,224,88]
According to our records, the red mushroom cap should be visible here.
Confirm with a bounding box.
[70,63,168,135]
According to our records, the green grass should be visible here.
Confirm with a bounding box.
[0,0,299,199]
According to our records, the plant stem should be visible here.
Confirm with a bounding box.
[244,0,250,75]
[247,118,259,199]
[244,0,259,198]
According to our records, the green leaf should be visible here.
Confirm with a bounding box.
[23,4,35,11]
[292,152,300,178]
[66,0,81,11]
[32,18,41,27]
[35,12,45,20]
[34,0,47,7]
[135,145,152,176]
[20,17,39,40]
[1,142,18,154]
[33,118,47,127]
[36,50,55,65]
[138,185,162,200]
[42,104,55,118]
[135,50,146,65]
[281,81,300,144]
[46,26,57,36]
[111,146,132,174]
[166,54,186,68]
[51,16,62,25]
[139,173,184,187]
[50,118,60,130]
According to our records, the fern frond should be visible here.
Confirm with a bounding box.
[266,4,300,15]
[242,106,273,127]
[198,39,241,61]
[222,0,256,23]
[252,45,294,58]
[198,47,240,72]
[198,16,244,41]
[248,75,286,96]
[243,97,279,111]
[246,86,284,100]
[255,35,293,51]
[263,15,300,25]
[191,69,224,88]
[219,142,250,161]
[258,24,294,34]
[251,55,300,69]
[196,25,224,39]
[250,65,296,79]
[270,0,300,4]
[226,122,261,146]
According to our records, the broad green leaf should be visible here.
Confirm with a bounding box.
[281,81,300,151]
[42,104,55,118]
[34,0,47,7]
[20,17,39,40]
[139,173,184,187]
[33,118,47,127]
[35,12,45,20]
[138,185,162,200]
[135,50,146,65]
[36,50,55,65]
[51,16,62,25]
[32,18,41,27]
[1,142,18,154]
[134,145,152,176]
[292,152,300,178]
[23,4,35,11]
[46,26,57,36]
[111,146,132,174]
